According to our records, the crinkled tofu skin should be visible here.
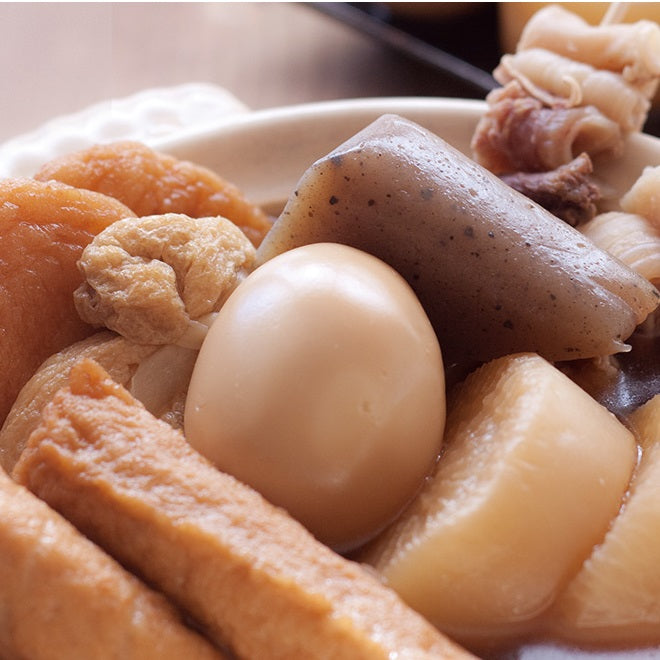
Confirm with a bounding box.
[361,353,637,650]
[257,114,659,368]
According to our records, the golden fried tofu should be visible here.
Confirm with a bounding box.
[0,467,223,660]
[0,332,159,473]
[0,178,136,426]
[34,140,273,246]
[14,359,473,660]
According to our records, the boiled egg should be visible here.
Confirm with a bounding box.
[184,243,445,552]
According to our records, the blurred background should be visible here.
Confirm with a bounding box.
[1,2,658,144]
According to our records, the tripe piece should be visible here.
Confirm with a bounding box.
[0,467,223,660]
[621,165,660,228]
[580,210,660,285]
[257,114,659,370]
[495,49,651,133]
[13,359,473,660]
[360,353,637,650]
[516,4,660,85]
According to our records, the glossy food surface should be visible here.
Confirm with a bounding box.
[257,114,659,371]
[14,359,469,660]
[185,243,445,551]
[362,353,637,650]
[547,394,660,647]
[0,177,136,426]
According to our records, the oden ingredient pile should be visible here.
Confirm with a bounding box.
[1,4,660,659]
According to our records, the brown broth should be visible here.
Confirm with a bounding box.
[559,324,659,422]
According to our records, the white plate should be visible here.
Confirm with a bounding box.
[150,96,660,214]
[0,83,250,180]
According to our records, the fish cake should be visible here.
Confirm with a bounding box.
[0,467,223,660]
[14,358,473,660]
[34,140,272,246]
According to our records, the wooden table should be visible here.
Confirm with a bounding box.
[0,2,489,145]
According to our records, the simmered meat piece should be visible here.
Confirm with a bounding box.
[471,81,622,174]
[495,49,652,133]
[501,153,601,226]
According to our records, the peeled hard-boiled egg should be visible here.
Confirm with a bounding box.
[184,243,445,552]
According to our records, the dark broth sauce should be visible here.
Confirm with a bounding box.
[561,326,660,423]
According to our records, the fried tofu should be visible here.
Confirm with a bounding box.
[0,467,223,660]
[0,331,159,473]
[34,141,273,247]
[0,177,136,426]
[14,359,473,660]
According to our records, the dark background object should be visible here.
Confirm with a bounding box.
[313,2,660,136]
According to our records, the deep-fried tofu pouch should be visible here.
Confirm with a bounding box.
[13,359,473,660]
[0,467,223,660]
[0,177,136,426]
[0,331,160,473]
[34,141,273,247]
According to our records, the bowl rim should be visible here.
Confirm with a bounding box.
[149,95,660,214]
[151,96,489,210]
[151,96,488,152]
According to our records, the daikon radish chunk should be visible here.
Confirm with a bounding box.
[546,394,660,647]
[257,115,659,371]
[360,353,637,650]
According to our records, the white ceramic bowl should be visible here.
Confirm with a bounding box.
[149,96,660,215]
